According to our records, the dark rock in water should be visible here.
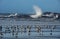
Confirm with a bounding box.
[0,12,60,19]
[0,26,2,31]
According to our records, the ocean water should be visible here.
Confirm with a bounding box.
[0,18,60,39]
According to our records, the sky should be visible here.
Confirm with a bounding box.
[0,0,60,14]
